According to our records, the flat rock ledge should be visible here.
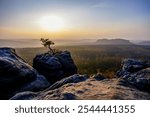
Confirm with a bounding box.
[11,74,150,100]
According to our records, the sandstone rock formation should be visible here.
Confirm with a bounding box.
[10,75,150,100]
[0,48,50,99]
[117,58,150,92]
[44,74,88,91]
[35,78,150,100]
[16,75,50,93]
[0,47,149,100]
[10,74,88,100]
[33,51,77,83]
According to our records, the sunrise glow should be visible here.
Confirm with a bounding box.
[38,15,65,32]
[0,0,149,40]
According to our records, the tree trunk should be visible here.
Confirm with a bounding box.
[48,46,54,55]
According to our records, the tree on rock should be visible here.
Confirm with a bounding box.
[40,38,55,55]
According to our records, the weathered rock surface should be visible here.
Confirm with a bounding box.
[45,74,88,90]
[33,51,77,83]
[16,75,50,93]
[10,74,88,100]
[11,76,150,100]
[37,78,149,100]
[117,58,150,92]
[10,91,38,100]
[55,51,77,77]
[0,48,50,99]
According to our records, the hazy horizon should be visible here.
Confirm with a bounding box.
[0,0,150,41]
[0,38,150,48]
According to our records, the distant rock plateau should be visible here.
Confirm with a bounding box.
[137,41,150,45]
[96,39,133,45]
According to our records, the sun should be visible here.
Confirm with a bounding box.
[39,15,65,32]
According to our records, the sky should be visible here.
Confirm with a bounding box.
[0,0,150,40]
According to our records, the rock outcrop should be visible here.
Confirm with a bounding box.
[16,75,50,93]
[117,58,150,92]
[36,78,150,100]
[33,51,77,83]
[45,74,88,91]
[0,48,50,99]
[1,48,149,100]
[10,74,88,100]
[10,75,150,100]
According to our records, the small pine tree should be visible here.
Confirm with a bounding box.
[40,38,55,55]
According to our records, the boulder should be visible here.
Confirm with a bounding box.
[33,53,64,83]
[0,48,50,99]
[16,75,50,92]
[117,58,150,92]
[33,51,77,83]
[117,58,148,76]
[55,51,77,77]
[126,68,150,92]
